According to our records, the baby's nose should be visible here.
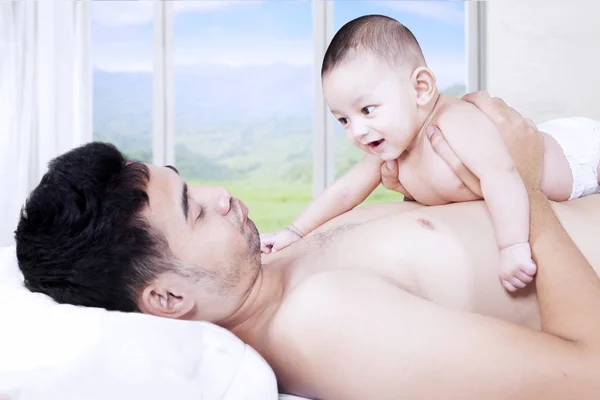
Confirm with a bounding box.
[352,122,369,139]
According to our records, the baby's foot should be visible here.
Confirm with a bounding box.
[499,242,537,292]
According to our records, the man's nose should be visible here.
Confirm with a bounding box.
[215,187,232,216]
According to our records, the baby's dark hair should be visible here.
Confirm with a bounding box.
[321,14,426,77]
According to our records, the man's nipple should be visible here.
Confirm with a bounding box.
[417,218,435,231]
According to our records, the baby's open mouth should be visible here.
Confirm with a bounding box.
[368,139,384,149]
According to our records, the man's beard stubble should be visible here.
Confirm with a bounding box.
[245,218,261,260]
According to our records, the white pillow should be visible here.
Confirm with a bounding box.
[0,245,278,400]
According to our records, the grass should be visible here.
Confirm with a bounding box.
[182,125,408,233]
[188,178,404,233]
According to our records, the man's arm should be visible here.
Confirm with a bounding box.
[434,92,600,345]
[437,101,529,250]
[460,93,600,343]
[529,190,600,340]
[282,271,598,400]
[291,154,383,235]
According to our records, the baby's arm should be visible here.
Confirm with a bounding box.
[437,101,536,290]
[260,154,383,253]
[292,153,383,235]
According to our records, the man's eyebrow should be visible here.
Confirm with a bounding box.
[165,165,179,175]
[164,165,187,220]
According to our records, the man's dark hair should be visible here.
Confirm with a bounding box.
[14,142,176,312]
[321,14,426,77]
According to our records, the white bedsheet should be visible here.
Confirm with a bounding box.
[0,245,281,399]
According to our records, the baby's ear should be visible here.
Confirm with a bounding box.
[410,67,437,106]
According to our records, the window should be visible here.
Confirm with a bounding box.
[333,1,467,203]
[90,1,478,231]
[173,1,314,232]
[91,1,154,162]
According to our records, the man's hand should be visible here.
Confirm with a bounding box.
[461,92,544,192]
[421,125,483,197]
[381,91,544,198]
[379,160,414,200]
[417,92,544,195]
[379,131,482,199]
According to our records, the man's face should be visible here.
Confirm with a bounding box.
[142,163,261,321]
[323,52,421,161]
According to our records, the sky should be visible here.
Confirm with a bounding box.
[91,0,466,88]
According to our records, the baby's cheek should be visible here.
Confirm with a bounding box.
[350,138,367,151]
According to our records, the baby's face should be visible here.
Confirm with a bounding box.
[323,53,421,161]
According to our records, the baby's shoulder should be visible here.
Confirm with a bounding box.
[432,95,483,133]
[435,94,479,120]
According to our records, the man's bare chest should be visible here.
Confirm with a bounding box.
[294,214,474,303]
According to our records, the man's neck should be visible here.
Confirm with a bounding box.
[219,263,286,344]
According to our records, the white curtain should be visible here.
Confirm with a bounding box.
[0,1,92,247]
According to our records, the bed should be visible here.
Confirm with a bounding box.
[0,245,312,400]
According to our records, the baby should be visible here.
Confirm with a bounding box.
[260,15,600,292]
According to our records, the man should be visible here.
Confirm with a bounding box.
[15,92,600,399]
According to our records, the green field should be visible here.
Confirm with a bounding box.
[188,178,404,233]
[181,132,406,233]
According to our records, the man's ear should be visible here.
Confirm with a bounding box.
[410,67,437,106]
[140,279,195,319]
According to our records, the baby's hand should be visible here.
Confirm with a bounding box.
[260,226,304,254]
[499,242,537,292]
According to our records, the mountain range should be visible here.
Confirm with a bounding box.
[93,63,465,181]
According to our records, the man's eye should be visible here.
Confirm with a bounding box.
[196,205,206,222]
[362,106,375,115]
[338,117,348,125]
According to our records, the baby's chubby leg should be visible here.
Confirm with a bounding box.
[499,242,537,292]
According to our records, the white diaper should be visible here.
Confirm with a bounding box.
[537,117,600,200]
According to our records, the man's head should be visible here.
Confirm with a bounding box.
[15,142,261,323]
[321,15,439,161]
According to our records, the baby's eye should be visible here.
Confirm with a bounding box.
[362,106,375,115]
[338,117,348,125]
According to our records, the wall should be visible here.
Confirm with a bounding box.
[485,0,600,122]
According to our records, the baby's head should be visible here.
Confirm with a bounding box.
[322,15,439,161]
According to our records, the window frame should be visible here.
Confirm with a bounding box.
[152,0,174,167]
[466,1,486,93]
[149,0,486,195]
